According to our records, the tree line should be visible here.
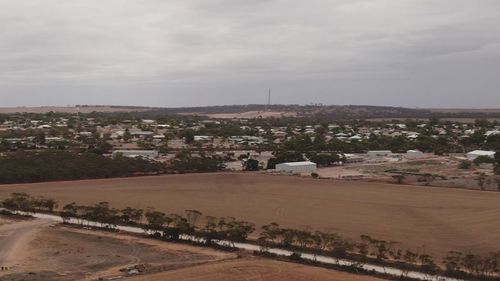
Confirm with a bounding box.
[1,193,499,280]
[0,150,165,184]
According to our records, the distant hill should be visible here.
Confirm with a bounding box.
[143,104,500,120]
[0,105,153,114]
[2,104,500,120]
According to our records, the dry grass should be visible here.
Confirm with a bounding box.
[1,173,499,258]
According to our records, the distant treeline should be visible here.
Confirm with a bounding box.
[0,150,229,184]
[0,151,165,184]
[4,104,500,122]
[108,104,500,121]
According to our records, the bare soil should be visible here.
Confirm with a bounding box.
[0,219,383,281]
[0,223,232,281]
[180,110,297,119]
[126,258,384,281]
[1,173,499,258]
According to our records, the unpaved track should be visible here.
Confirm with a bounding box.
[0,219,54,268]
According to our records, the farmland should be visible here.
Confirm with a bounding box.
[1,173,499,259]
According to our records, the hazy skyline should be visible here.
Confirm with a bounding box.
[1,0,500,108]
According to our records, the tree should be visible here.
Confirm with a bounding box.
[392,175,405,184]
[259,223,281,245]
[185,209,202,227]
[1,192,34,212]
[123,128,132,142]
[458,160,472,169]
[121,207,143,224]
[495,152,500,175]
[243,158,260,171]
[61,202,78,224]
[144,210,167,235]
[443,251,463,274]
[182,130,195,144]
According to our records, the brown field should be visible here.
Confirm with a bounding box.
[0,218,383,281]
[126,258,383,281]
[1,173,499,259]
[0,106,150,114]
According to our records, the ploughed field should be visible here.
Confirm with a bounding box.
[1,173,499,258]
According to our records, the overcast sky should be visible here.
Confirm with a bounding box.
[1,0,499,108]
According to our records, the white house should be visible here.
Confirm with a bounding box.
[275,161,317,174]
[367,150,392,158]
[344,154,364,163]
[112,150,159,159]
[406,150,424,159]
[194,135,213,142]
[466,150,496,160]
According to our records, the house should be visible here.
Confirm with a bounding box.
[112,150,159,159]
[130,131,154,138]
[153,135,166,141]
[45,137,65,143]
[367,150,392,158]
[194,135,213,142]
[275,161,317,174]
[344,154,364,163]
[466,150,496,160]
[78,131,93,137]
[406,150,424,159]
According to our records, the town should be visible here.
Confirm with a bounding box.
[0,107,498,190]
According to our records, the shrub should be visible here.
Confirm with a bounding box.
[473,155,496,164]
[458,160,472,169]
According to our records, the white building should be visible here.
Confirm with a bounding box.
[466,150,496,160]
[275,161,317,174]
[344,154,364,163]
[406,150,424,159]
[112,150,159,159]
[194,135,213,142]
[367,150,392,158]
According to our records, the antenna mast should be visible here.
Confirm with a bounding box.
[267,88,271,111]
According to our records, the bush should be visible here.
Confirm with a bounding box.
[244,159,260,171]
[458,160,472,169]
[473,155,496,164]
[288,252,302,261]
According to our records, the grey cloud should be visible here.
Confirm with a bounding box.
[0,0,499,107]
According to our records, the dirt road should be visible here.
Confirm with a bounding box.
[0,219,54,269]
